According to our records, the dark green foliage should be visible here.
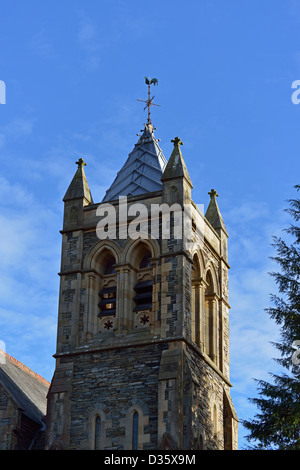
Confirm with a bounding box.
[243,185,300,450]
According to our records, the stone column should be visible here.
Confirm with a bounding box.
[191,280,201,347]
[85,273,96,340]
[123,266,131,331]
[115,267,123,332]
[206,294,218,365]
[198,279,205,352]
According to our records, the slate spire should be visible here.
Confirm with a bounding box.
[102,124,167,202]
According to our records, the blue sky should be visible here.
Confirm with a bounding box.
[0,0,299,449]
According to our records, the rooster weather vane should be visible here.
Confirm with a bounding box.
[137,76,160,126]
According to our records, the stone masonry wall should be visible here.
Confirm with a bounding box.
[65,342,168,450]
[0,386,18,450]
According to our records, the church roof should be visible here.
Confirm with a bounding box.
[0,350,49,424]
[102,123,167,202]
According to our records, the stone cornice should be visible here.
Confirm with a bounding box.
[54,336,232,387]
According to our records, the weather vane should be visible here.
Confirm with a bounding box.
[137,76,160,125]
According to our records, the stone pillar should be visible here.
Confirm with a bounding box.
[191,280,201,347]
[85,273,96,340]
[199,279,205,352]
[205,294,218,365]
[117,265,131,331]
[211,295,218,366]
[115,267,123,332]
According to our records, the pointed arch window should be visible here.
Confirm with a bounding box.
[94,415,101,450]
[134,280,153,311]
[104,258,116,275]
[134,249,153,312]
[98,253,117,317]
[132,411,139,450]
[98,286,116,315]
[139,251,152,269]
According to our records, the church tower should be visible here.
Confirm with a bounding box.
[45,80,238,450]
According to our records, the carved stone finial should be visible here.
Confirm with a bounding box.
[208,189,219,198]
[76,158,87,168]
[171,137,183,148]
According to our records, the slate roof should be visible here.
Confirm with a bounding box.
[102,123,167,202]
[0,351,49,424]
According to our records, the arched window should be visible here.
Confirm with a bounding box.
[98,253,117,317]
[104,257,116,275]
[100,252,116,275]
[134,280,153,312]
[132,411,139,450]
[94,415,101,450]
[134,249,153,313]
[139,251,152,269]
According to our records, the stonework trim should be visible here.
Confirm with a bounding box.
[54,337,232,387]
[120,403,150,450]
[87,406,112,450]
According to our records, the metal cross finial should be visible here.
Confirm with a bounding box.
[137,76,160,125]
[76,158,87,168]
[208,189,219,198]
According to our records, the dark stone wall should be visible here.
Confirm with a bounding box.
[65,342,168,450]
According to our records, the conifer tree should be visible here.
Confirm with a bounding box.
[243,185,300,450]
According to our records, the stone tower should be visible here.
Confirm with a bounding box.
[45,114,238,450]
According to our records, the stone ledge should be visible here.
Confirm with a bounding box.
[53,337,232,387]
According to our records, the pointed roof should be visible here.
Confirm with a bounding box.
[102,124,167,202]
[63,158,93,204]
[205,189,228,235]
[0,350,49,424]
[161,137,193,187]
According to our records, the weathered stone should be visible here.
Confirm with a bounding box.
[45,134,238,450]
